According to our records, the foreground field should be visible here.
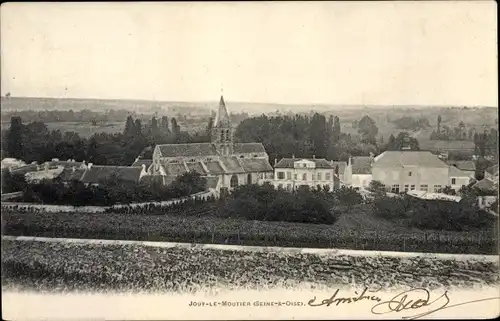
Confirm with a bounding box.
[2,207,497,254]
[2,238,498,294]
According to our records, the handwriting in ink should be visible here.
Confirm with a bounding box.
[308,287,382,307]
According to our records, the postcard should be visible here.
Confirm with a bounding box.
[1,1,498,320]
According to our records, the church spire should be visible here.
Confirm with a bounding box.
[214,94,231,127]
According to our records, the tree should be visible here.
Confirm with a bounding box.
[134,119,142,136]
[437,115,442,134]
[368,180,386,198]
[442,185,456,195]
[333,116,341,143]
[357,115,378,144]
[6,117,23,159]
[334,186,362,211]
[124,116,135,137]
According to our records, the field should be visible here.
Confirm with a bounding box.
[2,238,498,294]
[2,204,496,254]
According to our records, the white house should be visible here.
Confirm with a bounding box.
[346,156,373,189]
[271,157,339,191]
[448,166,472,192]
[371,151,449,193]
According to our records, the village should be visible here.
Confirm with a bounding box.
[1,95,498,214]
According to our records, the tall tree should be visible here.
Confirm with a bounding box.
[437,115,442,134]
[6,117,24,159]
[333,116,341,143]
[357,115,378,144]
[134,119,142,136]
[161,116,170,132]
[124,116,135,137]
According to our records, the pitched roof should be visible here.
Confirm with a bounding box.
[186,162,207,175]
[275,158,335,169]
[220,156,245,173]
[446,160,476,171]
[162,163,188,176]
[233,143,267,154]
[448,166,471,178]
[47,160,85,169]
[473,178,497,192]
[10,164,39,175]
[214,95,231,127]
[205,161,225,175]
[81,166,143,184]
[485,164,499,176]
[351,156,373,174]
[419,140,475,152]
[204,176,220,190]
[239,158,274,172]
[156,143,218,158]
[373,151,448,168]
[132,159,153,167]
[58,168,86,181]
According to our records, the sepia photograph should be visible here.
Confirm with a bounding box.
[1,1,498,320]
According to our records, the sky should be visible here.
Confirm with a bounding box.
[0,1,497,106]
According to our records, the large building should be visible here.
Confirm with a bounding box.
[371,151,453,193]
[271,157,340,191]
[150,96,273,193]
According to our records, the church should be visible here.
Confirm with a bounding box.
[149,95,274,193]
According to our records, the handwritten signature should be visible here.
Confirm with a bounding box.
[308,287,500,319]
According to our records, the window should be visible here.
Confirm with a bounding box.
[303,164,307,168]
[391,184,400,193]
[206,158,212,162]
[230,175,238,189]
[404,185,409,192]
[287,183,292,190]
[408,172,412,177]
[325,173,331,180]
[433,185,442,193]
[286,172,292,180]
[317,184,321,190]
[317,173,322,180]
[420,184,428,192]
[277,172,285,180]
[410,185,415,191]
[302,173,307,181]
[293,173,297,180]
[451,178,456,185]
[247,173,252,185]
[278,183,283,189]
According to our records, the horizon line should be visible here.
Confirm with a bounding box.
[1,95,497,109]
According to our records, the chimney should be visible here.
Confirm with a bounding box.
[72,166,76,173]
[142,164,146,171]
[274,158,277,166]
[292,154,295,159]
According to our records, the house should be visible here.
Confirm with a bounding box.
[150,95,274,193]
[448,166,472,192]
[25,163,65,183]
[446,160,476,177]
[371,151,449,193]
[484,164,499,181]
[346,156,373,189]
[80,163,148,185]
[272,156,338,191]
[1,158,26,170]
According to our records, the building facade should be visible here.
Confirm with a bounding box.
[271,157,339,191]
[371,151,450,193]
[150,96,274,193]
[346,156,373,189]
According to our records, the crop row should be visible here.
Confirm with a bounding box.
[2,210,497,254]
[2,239,498,293]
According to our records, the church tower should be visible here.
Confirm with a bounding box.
[211,95,233,155]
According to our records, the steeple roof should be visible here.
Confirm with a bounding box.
[214,95,231,127]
